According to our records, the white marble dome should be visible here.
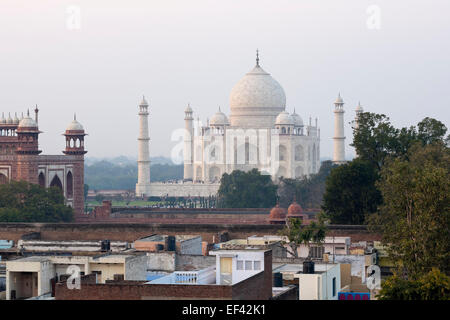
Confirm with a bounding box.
[291,111,303,127]
[66,119,84,131]
[18,117,37,128]
[275,111,294,125]
[210,109,229,126]
[229,63,286,128]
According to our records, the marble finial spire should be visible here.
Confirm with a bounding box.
[256,49,260,66]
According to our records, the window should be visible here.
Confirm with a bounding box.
[332,277,336,297]
[254,261,261,270]
[245,261,252,270]
[310,246,325,259]
[237,260,244,270]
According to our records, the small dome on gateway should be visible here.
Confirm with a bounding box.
[275,111,294,126]
[7,113,13,124]
[66,114,84,131]
[18,116,37,128]
[210,107,229,126]
[0,112,5,124]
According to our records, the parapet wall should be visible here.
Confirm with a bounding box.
[0,223,381,244]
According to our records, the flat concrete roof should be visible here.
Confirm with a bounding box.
[9,256,51,263]
[273,263,338,274]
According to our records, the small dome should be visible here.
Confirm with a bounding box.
[66,119,84,131]
[291,111,303,127]
[14,113,19,124]
[287,201,303,217]
[7,113,13,124]
[0,113,5,124]
[18,116,37,128]
[185,104,193,113]
[335,93,344,104]
[210,109,229,126]
[275,111,294,126]
[269,204,286,220]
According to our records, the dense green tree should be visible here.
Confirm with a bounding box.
[280,218,327,258]
[369,142,450,277]
[416,117,448,146]
[217,169,277,208]
[352,113,448,171]
[325,114,448,226]
[0,181,73,222]
[377,269,450,300]
[322,159,382,224]
[351,113,399,171]
[277,161,337,208]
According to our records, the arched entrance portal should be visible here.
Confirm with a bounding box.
[38,172,45,188]
[50,175,63,192]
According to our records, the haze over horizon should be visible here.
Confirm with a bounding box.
[1,0,449,160]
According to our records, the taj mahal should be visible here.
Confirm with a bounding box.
[136,52,357,198]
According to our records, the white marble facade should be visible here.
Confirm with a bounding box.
[183,54,321,183]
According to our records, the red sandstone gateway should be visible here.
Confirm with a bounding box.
[0,109,86,216]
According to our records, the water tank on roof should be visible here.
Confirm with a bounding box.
[273,272,283,287]
[101,240,111,252]
[166,236,176,251]
[303,260,315,274]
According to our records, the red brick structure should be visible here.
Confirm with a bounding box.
[268,204,286,224]
[0,222,382,244]
[0,109,86,216]
[77,201,320,226]
[54,250,273,300]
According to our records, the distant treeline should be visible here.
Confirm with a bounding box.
[85,160,183,190]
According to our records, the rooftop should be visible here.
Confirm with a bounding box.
[273,263,338,275]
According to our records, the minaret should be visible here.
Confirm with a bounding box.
[16,110,41,184]
[136,96,151,197]
[333,93,346,164]
[354,101,364,129]
[184,104,194,180]
[63,114,87,216]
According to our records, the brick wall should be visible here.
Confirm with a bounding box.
[0,223,381,244]
[55,261,273,300]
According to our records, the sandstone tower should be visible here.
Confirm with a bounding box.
[135,96,151,197]
[332,93,346,164]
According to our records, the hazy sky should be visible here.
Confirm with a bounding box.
[1,0,449,160]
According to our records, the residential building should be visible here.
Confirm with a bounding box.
[6,253,147,300]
